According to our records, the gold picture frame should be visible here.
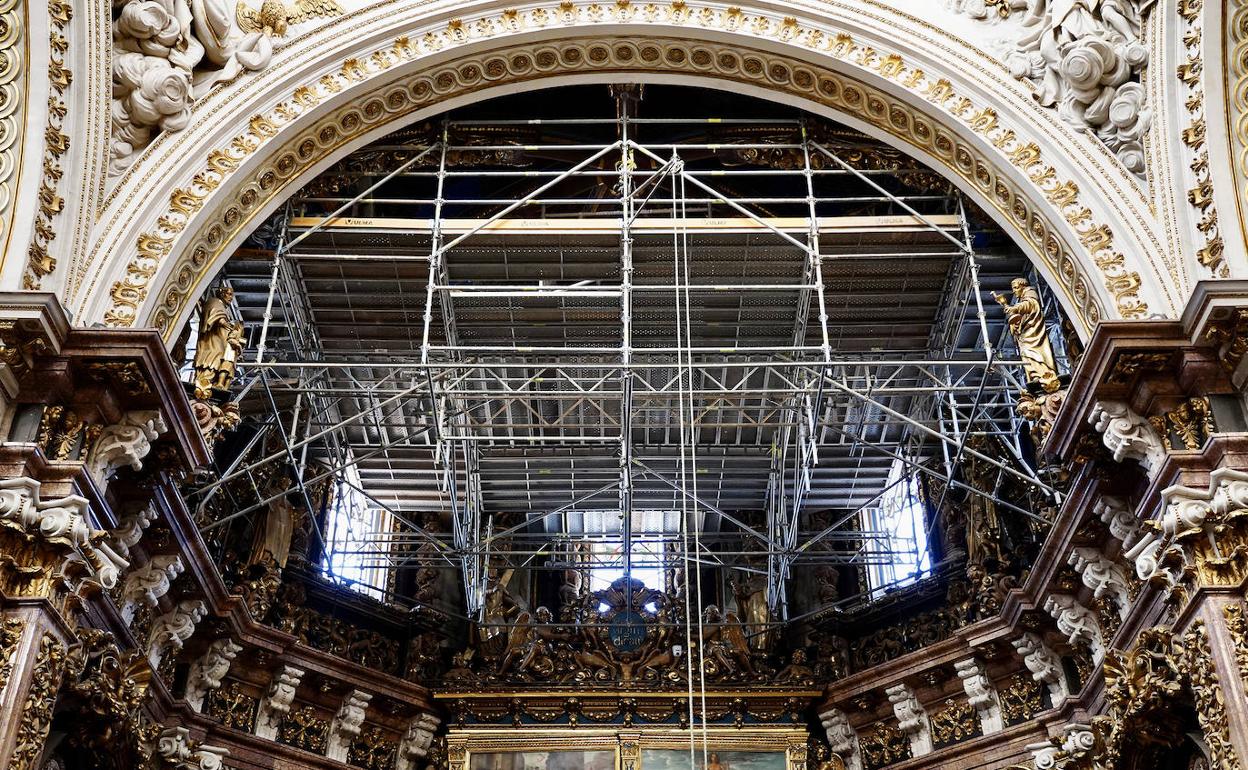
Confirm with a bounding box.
[447,727,808,770]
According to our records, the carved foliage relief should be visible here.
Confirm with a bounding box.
[1100,622,1241,770]
[22,1,72,289]
[12,633,67,770]
[1176,0,1225,277]
[954,0,1152,176]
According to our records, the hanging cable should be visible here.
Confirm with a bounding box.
[678,165,711,767]
[670,150,699,769]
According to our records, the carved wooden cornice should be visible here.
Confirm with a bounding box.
[1046,280,1248,464]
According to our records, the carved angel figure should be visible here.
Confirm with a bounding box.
[701,605,756,677]
[775,648,815,685]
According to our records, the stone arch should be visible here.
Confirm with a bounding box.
[74,0,1175,339]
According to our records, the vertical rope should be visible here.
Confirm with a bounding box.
[677,169,710,765]
[671,154,699,769]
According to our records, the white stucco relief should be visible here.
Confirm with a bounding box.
[67,0,1173,335]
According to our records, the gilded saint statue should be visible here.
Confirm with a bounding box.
[993,278,1060,393]
[192,286,245,399]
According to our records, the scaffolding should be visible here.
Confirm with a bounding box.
[194,93,1065,620]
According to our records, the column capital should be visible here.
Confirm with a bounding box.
[0,476,125,614]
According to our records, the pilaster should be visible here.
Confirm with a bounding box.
[0,292,210,769]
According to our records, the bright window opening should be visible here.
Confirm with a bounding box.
[864,460,931,599]
[586,537,667,592]
[322,468,393,600]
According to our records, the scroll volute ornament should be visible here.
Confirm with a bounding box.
[0,478,125,615]
[1138,469,1248,607]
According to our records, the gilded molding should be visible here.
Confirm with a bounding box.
[59,628,159,764]
[0,0,23,261]
[11,632,67,770]
[207,680,260,731]
[349,725,400,770]
[0,617,21,697]
[1099,622,1242,770]
[1148,396,1215,451]
[1183,622,1241,770]
[997,672,1043,726]
[1229,0,1248,252]
[929,698,977,749]
[99,2,1149,334]
[1224,602,1248,686]
[858,722,909,770]
[21,0,72,289]
[1178,0,1225,275]
[1206,307,1248,371]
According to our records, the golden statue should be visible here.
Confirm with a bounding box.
[730,574,771,651]
[481,567,517,641]
[993,278,1060,393]
[775,648,815,685]
[702,605,756,676]
[811,745,845,770]
[192,286,244,399]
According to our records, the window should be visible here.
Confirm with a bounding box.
[586,537,667,592]
[863,460,931,598]
[322,471,393,600]
[553,508,696,594]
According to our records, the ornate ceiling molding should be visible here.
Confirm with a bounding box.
[78,0,1172,336]
[1226,0,1248,269]
[20,1,73,290]
[1177,0,1226,277]
[0,0,25,276]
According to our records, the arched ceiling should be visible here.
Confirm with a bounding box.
[46,0,1189,337]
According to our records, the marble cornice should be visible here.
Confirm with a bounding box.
[1044,320,1190,461]
[155,482,438,711]
[816,458,1100,700]
[0,446,118,535]
[173,704,364,770]
[859,715,1045,770]
[811,436,1248,766]
[0,293,71,351]
[56,328,212,470]
[1045,280,1248,464]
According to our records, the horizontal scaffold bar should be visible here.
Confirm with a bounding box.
[287,213,962,236]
